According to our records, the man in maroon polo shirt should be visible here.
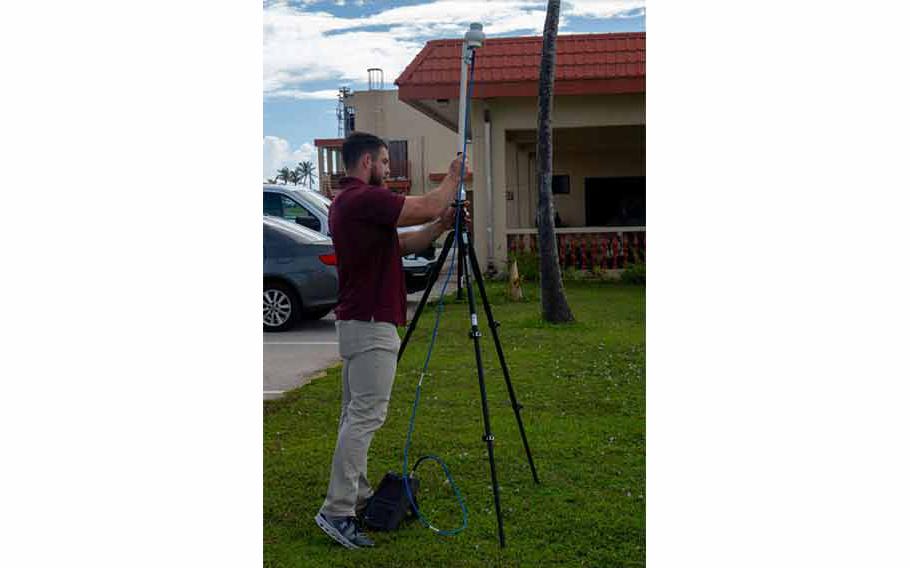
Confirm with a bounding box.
[315,131,468,549]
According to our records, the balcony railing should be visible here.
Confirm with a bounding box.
[507,228,645,270]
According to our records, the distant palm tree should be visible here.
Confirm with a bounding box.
[266,177,278,184]
[296,160,317,190]
[288,170,302,185]
[536,0,574,323]
[277,167,291,184]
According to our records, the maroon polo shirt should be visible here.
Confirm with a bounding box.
[328,176,407,326]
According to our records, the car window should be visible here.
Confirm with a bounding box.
[281,196,319,227]
[296,192,332,236]
[265,192,322,230]
[298,190,332,210]
[264,192,283,217]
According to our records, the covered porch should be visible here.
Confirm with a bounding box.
[503,124,645,269]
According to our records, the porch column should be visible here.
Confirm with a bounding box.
[471,104,490,271]
[490,116,509,271]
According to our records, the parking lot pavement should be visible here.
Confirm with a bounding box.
[263,312,339,400]
[263,280,450,400]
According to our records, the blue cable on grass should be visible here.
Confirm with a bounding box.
[401,50,477,537]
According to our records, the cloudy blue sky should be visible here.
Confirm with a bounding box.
[263,0,645,180]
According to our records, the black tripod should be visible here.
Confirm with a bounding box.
[397,212,541,548]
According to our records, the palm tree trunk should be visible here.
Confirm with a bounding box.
[536,0,574,323]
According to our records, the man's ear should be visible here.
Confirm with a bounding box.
[361,152,373,171]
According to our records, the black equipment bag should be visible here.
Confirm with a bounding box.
[360,471,420,531]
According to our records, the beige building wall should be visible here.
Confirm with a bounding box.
[348,90,463,196]
[470,93,645,272]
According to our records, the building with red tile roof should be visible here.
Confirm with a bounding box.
[394,31,645,273]
[397,32,644,121]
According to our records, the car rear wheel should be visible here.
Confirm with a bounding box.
[263,281,300,332]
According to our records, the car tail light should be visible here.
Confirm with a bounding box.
[318,253,337,266]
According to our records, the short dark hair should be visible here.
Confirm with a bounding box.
[342,132,388,171]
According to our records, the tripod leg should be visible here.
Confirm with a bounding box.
[465,233,540,484]
[457,230,506,548]
[398,231,456,363]
[456,243,465,300]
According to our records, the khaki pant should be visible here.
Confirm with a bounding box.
[319,319,401,518]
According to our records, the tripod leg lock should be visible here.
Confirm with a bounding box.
[468,329,482,339]
[493,320,501,329]
[513,403,524,411]
[482,434,495,442]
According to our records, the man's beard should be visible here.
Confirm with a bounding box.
[369,165,385,187]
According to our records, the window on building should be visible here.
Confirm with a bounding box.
[388,140,408,179]
[584,177,645,227]
[345,107,355,135]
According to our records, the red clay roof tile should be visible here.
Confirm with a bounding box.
[396,32,644,99]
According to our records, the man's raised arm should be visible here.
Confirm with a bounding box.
[396,155,469,227]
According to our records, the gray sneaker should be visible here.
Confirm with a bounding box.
[315,512,375,549]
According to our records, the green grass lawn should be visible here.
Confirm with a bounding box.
[264,280,645,567]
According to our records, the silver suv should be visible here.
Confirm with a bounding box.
[263,184,437,293]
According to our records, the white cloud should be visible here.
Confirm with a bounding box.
[264,0,320,8]
[564,0,645,19]
[264,7,419,91]
[263,1,553,95]
[263,0,646,95]
[263,136,318,181]
[363,1,545,32]
[268,88,340,100]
